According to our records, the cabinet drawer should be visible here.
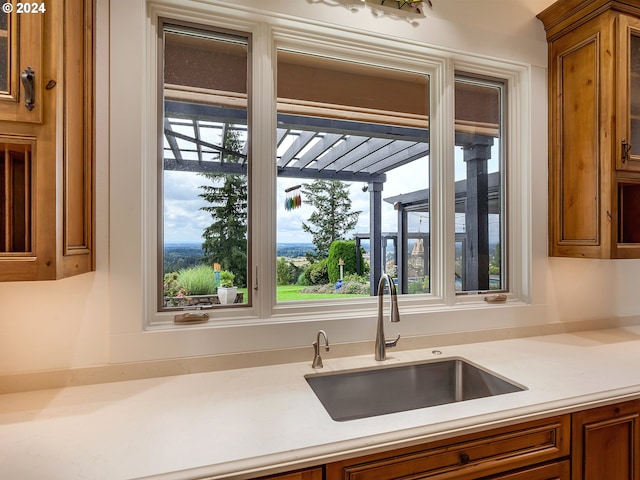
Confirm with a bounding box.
[326,415,570,480]
[252,467,322,480]
[491,460,570,480]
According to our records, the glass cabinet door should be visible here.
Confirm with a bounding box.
[618,15,640,247]
[627,30,640,164]
[0,10,13,95]
[0,5,42,123]
[620,15,640,171]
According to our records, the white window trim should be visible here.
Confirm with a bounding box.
[108,0,537,364]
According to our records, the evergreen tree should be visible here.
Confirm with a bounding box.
[199,129,248,287]
[302,180,360,260]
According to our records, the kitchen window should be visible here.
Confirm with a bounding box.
[107,1,534,362]
[152,5,524,330]
[454,75,507,293]
[156,20,514,315]
[158,33,514,319]
[275,51,431,301]
[160,22,251,310]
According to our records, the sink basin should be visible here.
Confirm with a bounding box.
[305,358,525,421]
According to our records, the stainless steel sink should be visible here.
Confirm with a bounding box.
[305,358,525,421]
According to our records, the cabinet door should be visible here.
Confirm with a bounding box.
[616,177,640,248]
[548,13,614,258]
[572,400,640,480]
[0,2,42,123]
[618,15,640,172]
[491,460,569,480]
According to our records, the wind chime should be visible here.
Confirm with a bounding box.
[284,185,302,211]
[375,0,431,13]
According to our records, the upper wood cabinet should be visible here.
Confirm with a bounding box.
[0,0,94,280]
[0,5,42,124]
[538,0,640,258]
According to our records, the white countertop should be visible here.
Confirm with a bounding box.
[3,326,640,480]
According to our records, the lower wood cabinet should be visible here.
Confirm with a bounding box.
[492,461,570,480]
[250,399,640,480]
[325,415,569,480]
[572,400,640,480]
[255,467,323,480]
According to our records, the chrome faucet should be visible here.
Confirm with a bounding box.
[375,274,400,361]
[312,329,330,368]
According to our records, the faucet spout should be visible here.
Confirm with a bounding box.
[312,329,330,369]
[375,274,401,361]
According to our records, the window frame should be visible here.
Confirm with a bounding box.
[158,19,253,312]
[108,1,533,364]
[452,72,509,296]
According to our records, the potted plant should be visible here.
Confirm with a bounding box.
[217,270,237,305]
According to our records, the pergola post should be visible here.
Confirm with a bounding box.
[395,202,407,294]
[355,236,362,275]
[369,181,383,296]
[458,133,493,291]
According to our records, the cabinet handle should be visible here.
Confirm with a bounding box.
[459,453,470,465]
[20,66,35,111]
[622,139,632,163]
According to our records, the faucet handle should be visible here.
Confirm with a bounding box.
[385,334,400,349]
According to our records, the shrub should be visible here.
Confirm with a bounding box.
[327,240,364,284]
[343,272,369,284]
[300,278,369,295]
[341,280,370,295]
[304,258,329,285]
[408,276,430,294]
[296,272,310,286]
[177,265,217,295]
[163,272,187,302]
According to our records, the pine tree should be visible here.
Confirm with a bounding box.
[302,179,360,260]
[199,129,248,287]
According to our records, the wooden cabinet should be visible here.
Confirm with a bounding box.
[492,461,570,480]
[538,0,640,258]
[572,400,640,480]
[325,415,570,480]
[246,399,640,480]
[0,4,42,124]
[0,0,93,280]
[252,467,322,480]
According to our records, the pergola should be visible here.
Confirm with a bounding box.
[382,165,501,293]
[163,99,497,294]
[163,99,430,295]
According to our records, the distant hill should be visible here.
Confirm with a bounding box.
[163,243,204,272]
[276,243,315,258]
[163,243,316,273]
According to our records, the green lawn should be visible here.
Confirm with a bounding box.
[276,284,368,301]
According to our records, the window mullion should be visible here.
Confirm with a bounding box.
[431,59,457,305]
[252,23,277,318]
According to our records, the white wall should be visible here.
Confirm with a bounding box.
[2,0,640,377]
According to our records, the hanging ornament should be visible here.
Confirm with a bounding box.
[284,185,302,211]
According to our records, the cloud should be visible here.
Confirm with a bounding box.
[163,171,210,243]
[163,156,433,245]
